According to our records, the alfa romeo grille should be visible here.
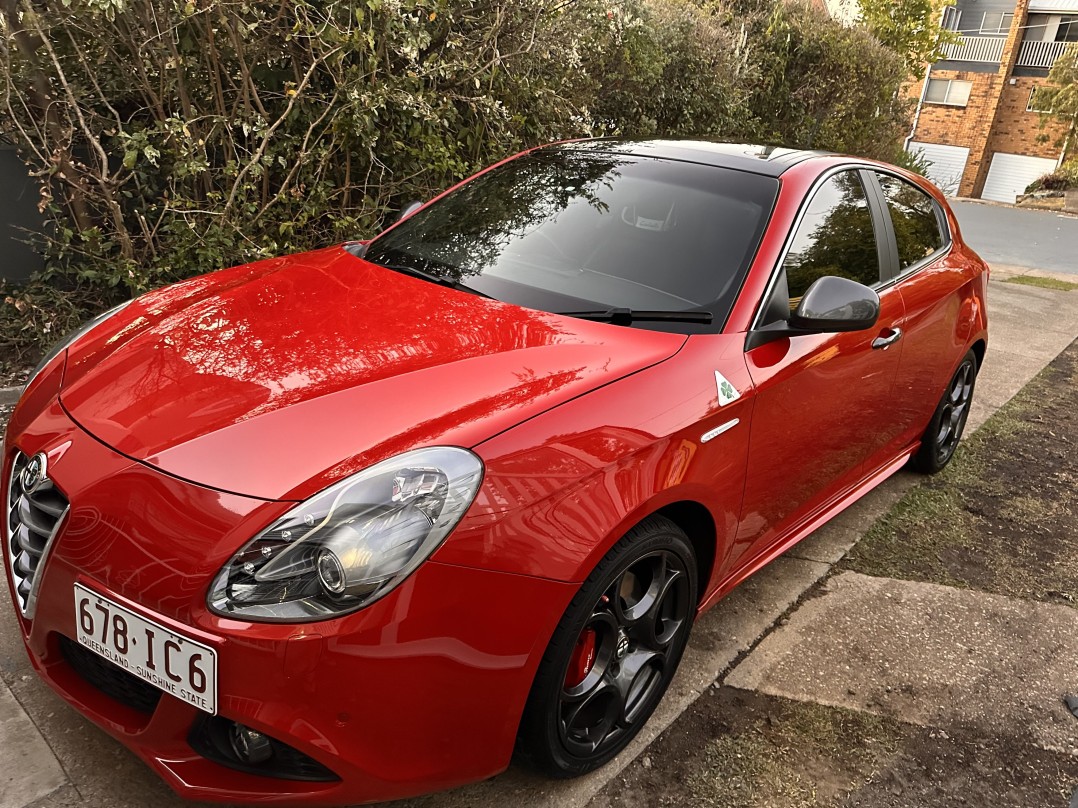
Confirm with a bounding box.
[6,452,69,618]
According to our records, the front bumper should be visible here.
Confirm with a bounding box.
[3,378,575,805]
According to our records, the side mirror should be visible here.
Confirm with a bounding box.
[789,276,880,332]
[745,275,879,350]
[395,201,423,224]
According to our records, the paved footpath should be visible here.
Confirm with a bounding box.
[1,271,1076,808]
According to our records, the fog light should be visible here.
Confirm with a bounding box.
[229,723,272,764]
[189,715,339,781]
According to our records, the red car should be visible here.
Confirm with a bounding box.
[4,141,987,804]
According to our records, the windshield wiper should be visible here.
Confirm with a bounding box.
[555,308,713,325]
[368,260,493,300]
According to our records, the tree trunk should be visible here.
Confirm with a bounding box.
[0,0,95,233]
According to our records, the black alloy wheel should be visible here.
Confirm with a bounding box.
[912,348,978,474]
[517,516,697,777]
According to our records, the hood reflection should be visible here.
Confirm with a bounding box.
[60,246,686,500]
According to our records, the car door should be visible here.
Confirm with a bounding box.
[868,171,972,456]
[732,169,906,564]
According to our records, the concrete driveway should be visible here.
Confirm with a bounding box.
[1,277,1076,808]
[952,200,1078,275]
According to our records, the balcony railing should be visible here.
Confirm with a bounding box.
[1016,39,1078,68]
[942,35,1006,63]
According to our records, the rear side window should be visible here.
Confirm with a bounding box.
[782,171,880,305]
[875,173,946,271]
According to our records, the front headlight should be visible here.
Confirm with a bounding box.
[26,300,133,389]
[208,447,484,622]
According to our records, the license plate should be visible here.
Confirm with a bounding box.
[73,584,217,714]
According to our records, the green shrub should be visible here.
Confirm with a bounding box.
[740,0,910,159]
[1024,161,1078,193]
[891,147,934,178]
[1,0,916,370]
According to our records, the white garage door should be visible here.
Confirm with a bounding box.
[907,141,969,196]
[981,152,1058,203]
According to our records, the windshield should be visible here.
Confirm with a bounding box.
[363,148,779,333]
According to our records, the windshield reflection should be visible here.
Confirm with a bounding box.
[364,147,779,331]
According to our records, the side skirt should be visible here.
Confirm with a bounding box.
[696,445,917,615]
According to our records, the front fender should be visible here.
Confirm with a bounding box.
[433,335,755,595]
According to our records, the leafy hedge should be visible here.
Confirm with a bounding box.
[1024,161,1078,194]
[1,0,912,369]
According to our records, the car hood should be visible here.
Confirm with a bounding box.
[60,246,686,501]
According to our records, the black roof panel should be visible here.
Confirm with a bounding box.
[559,139,830,177]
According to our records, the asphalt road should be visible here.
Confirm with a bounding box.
[951,200,1078,274]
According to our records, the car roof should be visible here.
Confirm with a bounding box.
[557,139,830,177]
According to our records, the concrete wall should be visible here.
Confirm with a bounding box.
[0,144,44,284]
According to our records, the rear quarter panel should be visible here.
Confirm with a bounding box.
[888,176,989,447]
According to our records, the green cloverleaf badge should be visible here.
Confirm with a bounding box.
[715,371,741,406]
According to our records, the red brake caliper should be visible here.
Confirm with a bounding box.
[565,627,597,688]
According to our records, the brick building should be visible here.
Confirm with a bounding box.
[905,0,1075,202]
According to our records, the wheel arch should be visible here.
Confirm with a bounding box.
[970,337,986,372]
[653,500,717,608]
[514,503,707,776]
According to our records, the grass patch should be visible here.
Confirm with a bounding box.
[598,688,1078,808]
[844,403,1025,584]
[843,343,1078,605]
[690,700,902,807]
[1003,275,1078,291]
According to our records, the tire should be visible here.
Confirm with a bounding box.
[516,515,697,778]
[911,348,978,474]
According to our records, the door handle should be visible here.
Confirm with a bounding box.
[871,328,902,350]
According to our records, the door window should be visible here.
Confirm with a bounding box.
[782,171,881,306]
[875,173,946,272]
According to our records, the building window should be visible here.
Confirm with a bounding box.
[1027,86,1054,113]
[1027,13,1078,43]
[925,79,973,107]
[979,12,1014,34]
[1060,15,1078,42]
[942,6,962,32]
